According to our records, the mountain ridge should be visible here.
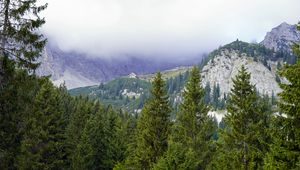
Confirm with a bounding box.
[37,44,202,89]
[68,22,300,113]
[261,22,300,53]
[39,22,299,91]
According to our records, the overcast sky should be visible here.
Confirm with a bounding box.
[40,0,300,59]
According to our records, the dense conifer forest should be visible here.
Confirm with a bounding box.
[1,0,300,169]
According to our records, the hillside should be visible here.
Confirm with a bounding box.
[68,22,300,114]
[139,66,192,81]
[69,71,190,115]
[69,78,151,113]
[36,44,202,89]
[201,40,281,97]
[69,41,280,113]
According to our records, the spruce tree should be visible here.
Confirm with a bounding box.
[65,96,94,166]
[154,66,215,169]
[204,82,211,104]
[0,0,47,165]
[0,64,43,169]
[72,105,122,170]
[131,72,171,169]
[0,0,47,87]
[212,65,271,170]
[212,83,221,109]
[264,23,300,169]
[18,81,65,169]
[116,110,138,164]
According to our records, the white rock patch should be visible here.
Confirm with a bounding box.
[201,50,281,97]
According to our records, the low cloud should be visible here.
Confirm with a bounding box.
[40,0,300,59]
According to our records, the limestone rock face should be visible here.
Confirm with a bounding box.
[201,49,281,96]
[261,22,300,52]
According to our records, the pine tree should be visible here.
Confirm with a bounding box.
[264,23,300,169]
[130,72,171,169]
[0,0,47,87]
[212,83,221,109]
[65,96,94,167]
[18,80,65,169]
[72,105,122,170]
[0,63,43,169]
[204,82,211,104]
[212,65,271,170]
[176,66,211,143]
[117,110,138,163]
[154,66,215,169]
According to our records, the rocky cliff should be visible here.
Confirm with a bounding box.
[201,22,300,97]
[261,22,300,52]
[201,48,281,96]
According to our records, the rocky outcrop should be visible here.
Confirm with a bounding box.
[261,22,300,52]
[201,49,281,96]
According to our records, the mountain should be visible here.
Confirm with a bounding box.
[69,41,282,116]
[261,22,300,53]
[37,44,202,89]
[38,22,299,90]
[69,77,151,113]
[68,22,300,115]
[201,40,281,96]
[69,67,191,115]
[201,22,300,97]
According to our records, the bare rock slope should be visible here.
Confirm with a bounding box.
[261,22,300,52]
[201,49,281,96]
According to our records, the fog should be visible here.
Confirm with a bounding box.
[40,0,300,59]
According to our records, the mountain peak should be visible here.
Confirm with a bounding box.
[260,22,300,52]
[278,22,291,28]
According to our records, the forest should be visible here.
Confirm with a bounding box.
[1,0,300,170]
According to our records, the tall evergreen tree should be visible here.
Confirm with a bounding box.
[176,66,211,145]
[72,105,122,170]
[212,66,271,170]
[65,96,94,167]
[204,82,211,104]
[0,62,44,169]
[0,0,47,87]
[154,66,215,169]
[18,81,65,169]
[117,110,138,163]
[264,23,300,169]
[0,0,47,166]
[130,72,171,169]
[212,83,221,109]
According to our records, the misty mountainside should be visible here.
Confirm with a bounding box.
[38,22,298,90]
[36,44,201,89]
[69,22,300,114]
[68,42,277,115]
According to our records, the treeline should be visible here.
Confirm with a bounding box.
[1,58,300,169]
[0,67,137,169]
